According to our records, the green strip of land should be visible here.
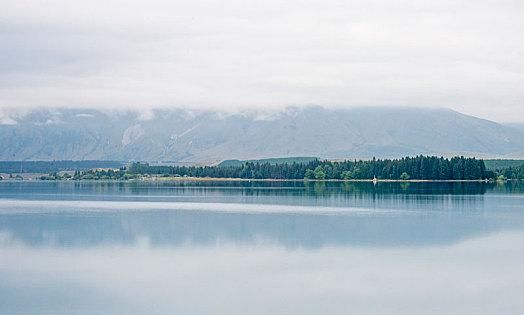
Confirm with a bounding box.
[19,155,523,181]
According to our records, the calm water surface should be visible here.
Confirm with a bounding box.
[1,181,523,315]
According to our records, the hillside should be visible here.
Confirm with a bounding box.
[1,107,524,162]
[484,159,524,170]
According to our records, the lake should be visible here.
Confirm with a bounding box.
[1,181,523,315]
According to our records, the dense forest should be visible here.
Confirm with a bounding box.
[127,156,501,180]
[493,164,524,180]
[20,156,524,181]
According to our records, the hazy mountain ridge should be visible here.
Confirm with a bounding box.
[1,107,523,162]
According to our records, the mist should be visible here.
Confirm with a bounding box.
[1,0,523,122]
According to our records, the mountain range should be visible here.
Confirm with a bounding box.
[1,107,523,162]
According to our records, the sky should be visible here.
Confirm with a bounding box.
[1,0,523,122]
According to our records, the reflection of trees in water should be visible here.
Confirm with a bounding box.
[313,181,326,194]
[493,180,524,193]
[4,179,522,195]
[2,180,523,206]
[304,181,492,195]
[1,181,523,249]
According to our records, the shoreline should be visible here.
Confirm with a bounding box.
[1,177,508,183]
[147,177,496,183]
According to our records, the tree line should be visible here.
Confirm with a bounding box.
[494,165,524,180]
[127,156,499,180]
[39,169,134,181]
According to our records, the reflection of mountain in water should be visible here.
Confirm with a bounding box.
[1,181,523,249]
[1,206,523,249]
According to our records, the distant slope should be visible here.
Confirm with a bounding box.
[484,159,524,170]
[0,160,124,173]
[1,107,524,162]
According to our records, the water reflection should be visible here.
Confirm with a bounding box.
[1,232,524,315]
[4,180,521,196]
[1,182,524,315]
[0,181,523,249]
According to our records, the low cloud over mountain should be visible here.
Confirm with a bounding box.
[2,107,524,162]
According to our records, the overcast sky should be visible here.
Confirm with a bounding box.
[1,0,523,121]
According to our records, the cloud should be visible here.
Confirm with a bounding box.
[0,112,17,125]
[0,0,523,121]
